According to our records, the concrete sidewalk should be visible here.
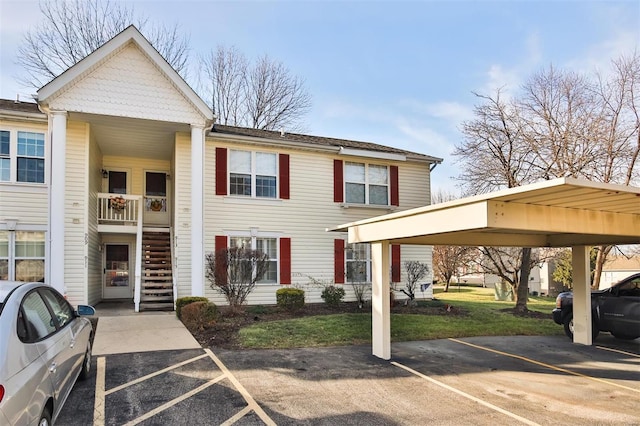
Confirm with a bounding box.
[92,311,201,355]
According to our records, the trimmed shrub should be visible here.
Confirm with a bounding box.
[180,301,218,330]
[321,285,345,307]
[176,296,209,319]
[276,288,305,312]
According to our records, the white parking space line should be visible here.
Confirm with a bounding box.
[596,345,640,359]
[450,338,640,394]
[122,375,227,426]
[105,353,209,395]
[221,406,253,426]
[391,361,540,426]
[93,357,106,426]
[205,348,277,426]
[92,349,276,426]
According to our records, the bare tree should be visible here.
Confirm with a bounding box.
[399,261,430,303]
[432,245,473,292]
[17,0,190,89]
[198,48,311,131]
[205,247,269,311]
[454,53,640,306]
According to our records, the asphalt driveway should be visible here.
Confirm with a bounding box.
[58,334,638,425]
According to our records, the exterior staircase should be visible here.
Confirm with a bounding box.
[139,230,174,311]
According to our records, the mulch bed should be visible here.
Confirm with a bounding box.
[186,300,467,350]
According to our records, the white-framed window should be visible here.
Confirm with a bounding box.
[0,129,46,184]
[229,235,278,284]
[0,130,10,182]
[0,230,46,282]
[345,162,388,205]
[346,242,371,283]
[229,150,277,198]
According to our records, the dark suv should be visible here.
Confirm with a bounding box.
[552,273,640,341]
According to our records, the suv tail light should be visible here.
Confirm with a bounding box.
[0,384,4,403]
[555,295,562,309]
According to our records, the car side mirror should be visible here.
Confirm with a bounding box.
[77,305,96,316]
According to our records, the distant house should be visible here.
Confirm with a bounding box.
[0,26,442,311]
[600,255,640,289]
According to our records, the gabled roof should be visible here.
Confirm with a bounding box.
[37,25,213,122]
[0,99,41,114]
[211,124,443,163]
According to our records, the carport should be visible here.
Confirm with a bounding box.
[332,178,640,360]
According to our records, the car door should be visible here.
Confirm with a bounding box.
[38,288,83,408]
[597,278,640,335]
[15,290,64,423]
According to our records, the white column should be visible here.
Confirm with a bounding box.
[371,241,391,359]
[190,125,205,296]
[572,246,592,345]
[50,111,67,294]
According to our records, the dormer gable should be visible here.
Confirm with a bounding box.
[37,25,213,126]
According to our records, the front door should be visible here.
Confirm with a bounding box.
[103,244,131,299]
[144,171,170,226]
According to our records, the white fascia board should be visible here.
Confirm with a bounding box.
[37,26,213,123]
[338,147,406,162]
[0,111,47,122]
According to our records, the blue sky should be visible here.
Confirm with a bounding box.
[1,0,638,193]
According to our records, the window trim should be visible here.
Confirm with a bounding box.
[0,229,47,282]
[221,231,285,285]
[0,128,47,185]
[228,149,278,199]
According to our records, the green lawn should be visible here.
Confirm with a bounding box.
[239,286,563,349]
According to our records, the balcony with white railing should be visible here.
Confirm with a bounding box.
[97,193,143,233]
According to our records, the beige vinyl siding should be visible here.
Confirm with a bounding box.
[201,139,434,305]
[63,120,89,304]
[173,134,192,297]
[87,128,103,304]
[102,156,170,196]
[0,119,49,224]
[49,44,204,125]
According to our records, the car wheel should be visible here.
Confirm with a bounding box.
[611,333,639,340]
[78,340,92,381]
[562,314,599,340]
[39,407,51,426]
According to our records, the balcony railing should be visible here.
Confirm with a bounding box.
[98,193,141,224]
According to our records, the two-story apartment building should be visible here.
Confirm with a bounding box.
[0,26,442,311]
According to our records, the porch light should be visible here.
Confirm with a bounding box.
[101,169,109,178]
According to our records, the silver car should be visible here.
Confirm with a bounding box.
[0,281,95,425]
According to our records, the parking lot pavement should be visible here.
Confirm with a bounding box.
[57,348,275,426]
[217,335,639,425]
[58,335,639,425]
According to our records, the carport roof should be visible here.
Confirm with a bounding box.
[332,178,640,248]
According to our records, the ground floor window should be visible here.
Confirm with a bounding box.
[0,230,46,282]
[346,243,371,283]
[229,236,278,284]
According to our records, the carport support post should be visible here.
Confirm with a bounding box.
[571,246,593,345]
[371,241,391,360]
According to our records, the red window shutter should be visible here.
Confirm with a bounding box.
[391,244,401,283]
[214,235,228,284]
[390,165,399,206]
[334,239,345,284]
[279,154,290,200]
[280,238,291,284]
[215,147,227,196]
[334,159,344,203]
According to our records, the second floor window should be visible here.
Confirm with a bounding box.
[17,132,45,183]
[345,162,388,205]
[0,130,46,184]
[229,150,277,198]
